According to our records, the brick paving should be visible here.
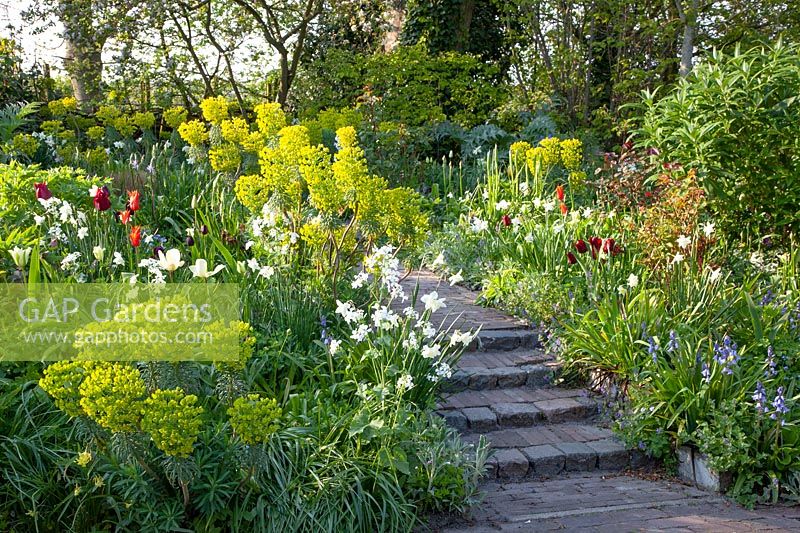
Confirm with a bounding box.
[404,271,800,532]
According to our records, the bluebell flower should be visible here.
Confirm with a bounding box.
[770,387,789,424]
[648,336,659,364]
[713,335,739,375]
[766,345,777,377]
[701,363,711,383]
[753,381,767,415]
[667,330,679,353]
[760,289,775,306]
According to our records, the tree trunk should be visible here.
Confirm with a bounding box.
[676,0,698,77]
[455,0,476,52]
[64,38,104,109]
[382,1,406,52]
[278,54,290,106]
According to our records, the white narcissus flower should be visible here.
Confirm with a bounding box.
[189,258,225,279]
[92,246,105,262]
[495,200,510,210]
[247,258,259,271]
[34,215,45,226]
[351,324,371,342]
[450,330,473,346]
[396,374,414,391]
[421,291,446,313]
[677,235,691,249]
[449,270,464,286]
[421,344,441,359]
[157,249,185,272]
[329,339,341,355]
[258,265,275,279]
[9,246,32,268]
[88,185,100,198]
[77,227,89,240]
[672,252,685,265]
[627,273,639,288]
[112,251,125,266]
[703,222,715,238]
[709,267,722,282]
[431,252,446,268]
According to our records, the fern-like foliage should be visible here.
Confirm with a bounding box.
[0,101,41,144]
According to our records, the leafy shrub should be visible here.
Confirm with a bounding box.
[635,41,800,239]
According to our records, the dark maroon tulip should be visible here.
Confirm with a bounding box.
[93,186,111,211]
[575,239,588,254]
[35,182,53,200]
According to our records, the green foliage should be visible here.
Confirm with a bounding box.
[294,43,507,128]
[635,41,800,239]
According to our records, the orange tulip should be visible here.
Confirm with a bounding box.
[556,184,565,201]
[127,190,141,212]
[129,226,142,247]
[119,209,133,225]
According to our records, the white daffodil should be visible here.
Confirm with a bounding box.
[396,374,414,391]
[709,267,722,282]
[421,291,446,313]
[672,252,685,265]
[157,248,185,272]
[258,265,275,279]
[677,235,691,249]
[450,330,473,346]
[449,270,464,286]
[431,252,446,268]
[112,251,125,267]
[495,200,510,210]
[92,246,105,262]
[9,246,32,268]
[329,339,341,355]
[702,222,715,238]
[627,273,639,288]
[421,344,441,359]
[77,227,89,240]
[189,258,225,279]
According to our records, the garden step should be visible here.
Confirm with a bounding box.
[467,329,542,352]
[458,348,555,370]
[479,437,650,480]
[446,363,558,391]
[437,389,600,431]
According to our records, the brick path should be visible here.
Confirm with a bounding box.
[403,271,800,532]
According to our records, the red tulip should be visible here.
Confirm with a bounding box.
[612,244,623,256]
[93,186,111,211]
[127,190,141,212]
[501,214,512,227]
[566,252,577,265]
[34,182,53,200]
[575,239,588,254]
[589,236,602,252]
[560,202,568,215]
[556,184,565,202]
[129,225,142,247]
[602,238,616,254]
[119,209,133,225]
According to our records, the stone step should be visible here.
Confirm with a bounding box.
[478,437,650,480]
[467,329,542,352]
[447,362,561,391]
[458,348,554,369]
[437,388,600,432]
